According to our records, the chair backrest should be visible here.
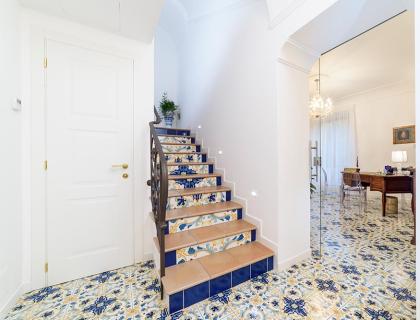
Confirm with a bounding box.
[350,172,362,188]
[341,171,362,188]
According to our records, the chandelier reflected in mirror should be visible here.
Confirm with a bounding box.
[309,59,333,118]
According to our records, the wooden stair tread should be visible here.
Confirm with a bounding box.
[164,152,206,155]
[166,201,243,221]
[164,231,197,253]
[161,142,198,146]
[168,173,220,180]
[168,186,230,198]
[167,162,213,166]
[156,126,191,130]
[158,134,194,138]
[163,220,256,252]
[162,241,274,295]
[200,242,274,278]
[226,241,274,266]
[162,260,209,295]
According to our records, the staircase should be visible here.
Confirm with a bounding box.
[150,122,274,314]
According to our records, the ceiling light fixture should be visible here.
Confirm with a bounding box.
[309,58,333,118]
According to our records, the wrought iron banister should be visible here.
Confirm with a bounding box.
[147,106,168,298]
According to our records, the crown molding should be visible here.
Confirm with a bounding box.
[269,0,308,29]
[286,38,321,60]
[335,79,414,102]
[277,58,310,74]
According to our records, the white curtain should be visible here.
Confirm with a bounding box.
[311,109,357,186]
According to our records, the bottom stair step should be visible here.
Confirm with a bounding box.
[162,241,274,314]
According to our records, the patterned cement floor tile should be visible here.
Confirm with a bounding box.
[6,190,415,319]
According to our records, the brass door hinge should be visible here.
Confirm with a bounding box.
[44,262,48,273]
[44,57,48,69]
[44,160,48,171]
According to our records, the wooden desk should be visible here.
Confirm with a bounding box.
[342,172,414,217]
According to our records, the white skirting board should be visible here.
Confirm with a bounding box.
[0,283,29,319]
[277,249,312,271]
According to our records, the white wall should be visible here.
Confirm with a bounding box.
[0,0,23,316]
[335,81,415,171]
[154,0,188,126]
[154,0,336,268]
[276,61,311,267]
[175,0,312,267]
[180,0,281,246]
[154,26,180,106]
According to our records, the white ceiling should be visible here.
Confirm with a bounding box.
[177,0,243,20]
[292,0,413,57]
[19,0,165,42]
[309,11,414,100]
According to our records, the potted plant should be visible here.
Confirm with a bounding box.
[160,92,178,127]
[310,182,317,197]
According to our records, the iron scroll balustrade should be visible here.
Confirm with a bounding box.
[147,107,168,299]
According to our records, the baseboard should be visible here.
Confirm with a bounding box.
[0,283,28,319]
[143,252,154,262]
[277,249,312,271]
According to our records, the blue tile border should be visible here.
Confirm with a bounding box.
[169,291,183,314]
[202,154,207,162]
[226,191,231,202]
[232,265,250,287]
[251,259,267,278]
[156,128,191,136]
[167,256,273,314]
[184,281,209,308]
[237,208,243,220]
[268,256,274,271]
[216,176,222,186]
[209,164,214,174]
[251,229,257,242]
[210,273,231,296]
[165,251,177,267]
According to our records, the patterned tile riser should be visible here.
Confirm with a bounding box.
[166,231,255,267]
[165,153,205,164]
[162,144,200,153]
[168,177,220,190]
[167,209,241,234]
[158,136,194,144]
[168,164,213,175]
[167,192,227,210]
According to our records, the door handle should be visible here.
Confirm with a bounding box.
[112,163,129,169]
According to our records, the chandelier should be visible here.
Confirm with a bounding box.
[309,59,333,118]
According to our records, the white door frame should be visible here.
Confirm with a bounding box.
[21,11,154,291]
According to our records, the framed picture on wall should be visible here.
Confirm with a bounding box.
[393,125,415,144]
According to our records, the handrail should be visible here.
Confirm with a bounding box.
[147,106,168,299]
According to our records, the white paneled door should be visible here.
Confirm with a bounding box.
[45,40,134,285]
